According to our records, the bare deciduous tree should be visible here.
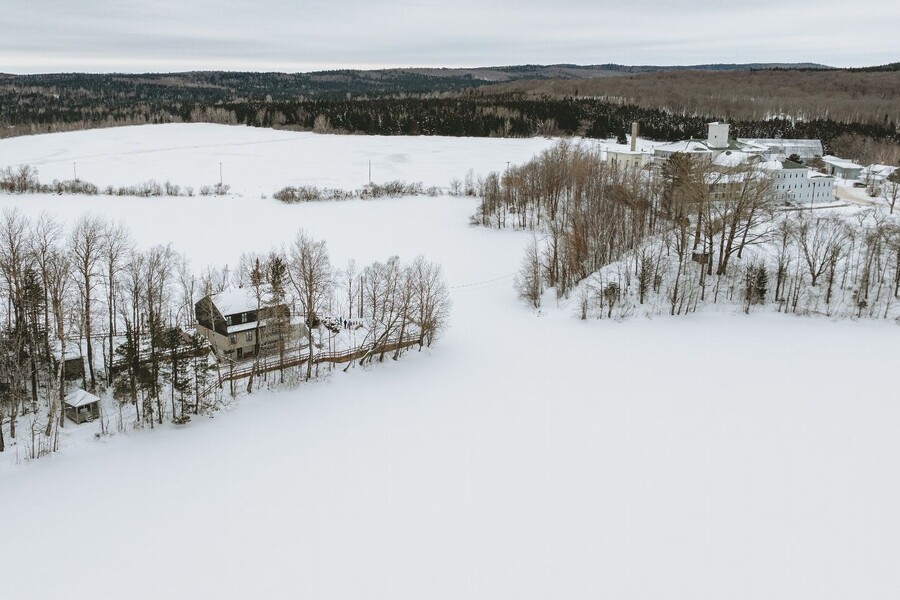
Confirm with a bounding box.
[44,248,72,439]
[287,231,332,380]
[794,216,852,289]
[69,214,106,390]
[882,169,900,215]
[515,236,543,308]
[407,256,451,347]
[102,221,132,385]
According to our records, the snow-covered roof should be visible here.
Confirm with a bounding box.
[735,140,770,153]
[52,340,82,359]
[738,138,823,157]
[653,140,713,154]
[862,164,897,178]
[823,155,863,170]
[211,287,265,316]
[64,389,100,408]
[741,138,823,148]
[712,151,754,167]
[779,160,806,170]
[227,321,260,334]
[209,287,294,317]
[654,138,766,156]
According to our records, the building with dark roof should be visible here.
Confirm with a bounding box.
[195,288,308,361]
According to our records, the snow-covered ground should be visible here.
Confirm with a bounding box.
[0,124,561,270]
[0,123,561,195]
[1,126,899,599]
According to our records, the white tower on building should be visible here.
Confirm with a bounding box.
[707,122,730,149]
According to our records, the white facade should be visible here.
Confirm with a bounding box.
[607,149,651,172]
[764,161,834,205]
[707,122,730,149]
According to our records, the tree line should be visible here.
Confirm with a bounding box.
[0,164,230,197]
[482,141,900,321]
[4,71,899,165]
[573,209,900,322]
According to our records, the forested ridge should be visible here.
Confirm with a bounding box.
[482,66,900,125]
[1,67,898,160]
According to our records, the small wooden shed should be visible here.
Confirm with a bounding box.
[53,341,85,381]
[64,389,101,424]
[61,357,85,381]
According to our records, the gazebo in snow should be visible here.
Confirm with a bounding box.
[64,389,101,424]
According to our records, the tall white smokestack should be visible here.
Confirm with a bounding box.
[631,122,639,152]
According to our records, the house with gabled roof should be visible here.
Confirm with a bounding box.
[194,287,308,361]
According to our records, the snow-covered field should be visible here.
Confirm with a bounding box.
[0,123,562,195]
[1,126,899,599]
[0,124,560,268]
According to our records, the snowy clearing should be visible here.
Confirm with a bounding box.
[1,126,898,599]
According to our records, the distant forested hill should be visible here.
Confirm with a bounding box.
[1,64,898,162]
[478,66,900,125]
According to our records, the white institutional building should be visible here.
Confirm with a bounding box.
[606,122,652,171]
[651,122,834,205]
[736,138,824,161]
[762,158,835,206]
[651,122,769,166]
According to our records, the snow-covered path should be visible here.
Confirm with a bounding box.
[1,126,898,599]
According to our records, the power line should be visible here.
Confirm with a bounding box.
[448,272,515,290]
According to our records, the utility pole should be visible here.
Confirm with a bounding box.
[219,162,223,187]
[73,162,77,181]
[368,160,371,185]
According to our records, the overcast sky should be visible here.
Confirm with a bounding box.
[2,0,897,73]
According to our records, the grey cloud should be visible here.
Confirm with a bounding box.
[1,0,897,72]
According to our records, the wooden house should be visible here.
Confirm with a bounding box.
[195,288,308,361]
